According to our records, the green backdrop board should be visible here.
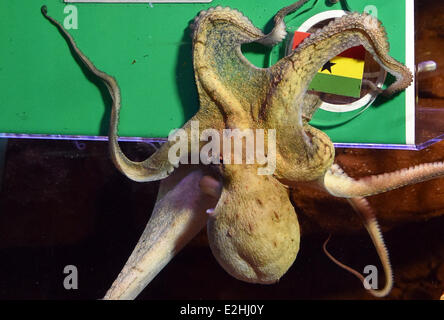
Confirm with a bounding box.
[0,0,414,145]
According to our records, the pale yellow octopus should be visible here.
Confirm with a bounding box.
[41,1,444,299]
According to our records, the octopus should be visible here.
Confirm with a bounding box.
[41,0,444,300]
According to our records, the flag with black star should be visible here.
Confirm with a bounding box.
[321,61,336,73]
[291,31,366,98]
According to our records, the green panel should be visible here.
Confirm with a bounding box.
[0,0,408,145]
[309,73,362,98]
[0,0,293,138]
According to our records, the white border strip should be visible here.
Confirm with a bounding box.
[405,0,416,145]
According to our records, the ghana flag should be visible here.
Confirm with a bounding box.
[291,31,366,98]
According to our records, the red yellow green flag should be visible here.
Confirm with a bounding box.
[291,31,366,98]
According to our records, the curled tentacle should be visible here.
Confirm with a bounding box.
[258,0,311,46]
[191,1,310,47]
[324,162,444,198]
[324,197,393,298]
[41,6,177,182]
[295,11,412,96]
[269,10,413,116]
[266,11,412,184]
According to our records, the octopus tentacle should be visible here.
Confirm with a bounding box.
[191,1,312,128]
[257,0,311,46]
[104,166,221,300]
[265,12,412,184]
[191,1,310,47]
[348,197,393,297]
[321,165,395,297]
[199,175,223,199]
[323,198,393,297]
[324,162,444,198]
[268,11,412,121]
[191,6,269,128]
[301,93,323,122]
[42,6,178,182]
[298,12,412,96]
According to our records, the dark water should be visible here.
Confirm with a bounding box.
[0,139,443,300]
